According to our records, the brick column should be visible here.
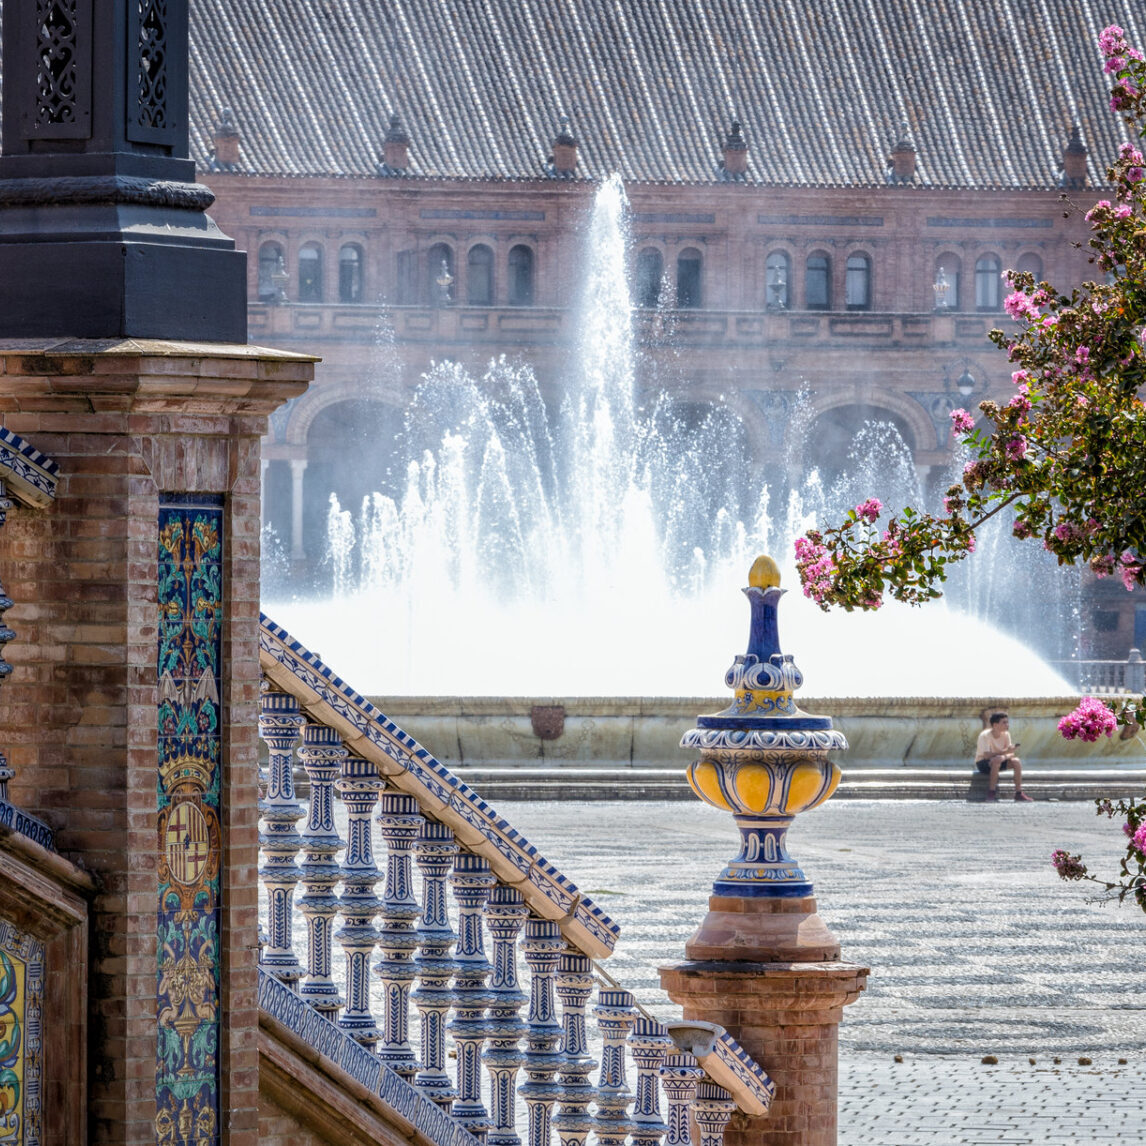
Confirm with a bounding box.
[660,897,867,1146]
[0,341,311,1145]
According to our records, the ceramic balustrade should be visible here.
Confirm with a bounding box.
[257,689,307,988]
[520,919,565,1146]
[552,953,596,1146]
[414,820,460,1108]
[335,752,385,1048]
[297,721,348,1018]
[447,852,496,1137]
[376,791,425,1079]
[255,643,773,1146]
[483,885,529,1146]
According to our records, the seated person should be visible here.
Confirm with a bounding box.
[975,711,1032,802]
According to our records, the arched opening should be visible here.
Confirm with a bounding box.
[258,241,285,301]
[467,244,494,305]
[975,254,1002,311]
[845,253,872,310]
[299,399,407,574]
[1016,252,1043,282]
[805,252,831,310]
[676,248,702,308]
[298,243,323,302]
[635,248,664,308]
[804,403,917,490]
[338,244,364,303]
[765,250,791,309]
[508,244,535,306]
[427,243,455,305]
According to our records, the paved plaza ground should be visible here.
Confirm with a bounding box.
[497,798,1145,1145]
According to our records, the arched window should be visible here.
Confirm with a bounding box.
[467,244,494,305]
[845,254,872,310]
[298,243,323,302]
[257,242,285,301]
[676,248,702,308]
[975,255,1002,311]
[427,243,455,304]
[805,253,831,310]
[338,244,363,303]
[933,254,961,310]
[508,245,535,306]
[635,248,664,308]
[1016,252,1043,282]
[765,251,791,309]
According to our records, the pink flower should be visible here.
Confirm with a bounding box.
[1075,346,1090,365]
[966,533,976,554]
[1091,554,1115,578]
[1133,823,1146,857]
[855,497,882,523]
[1058,697,1117,742]
[1008,393,1031,416]
[1099,25,1126,57]
[1051,849,1087,880]
[1012,370,1030,387]
[1054,521,1079,543]
[1005,436,1027,460]
[1013,520,1033,539]
[1114,204,1132,217]
[1122,564,1142,592]
[949,408,975,434]
[1128,167,1144,184]
[1120,143,1145,165]
[1085,200,1113,222]
[1003,291,1040,322]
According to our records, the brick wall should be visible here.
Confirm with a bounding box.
[0,344,310,1144]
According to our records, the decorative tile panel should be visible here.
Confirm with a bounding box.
[0,429,59,510]
[0,919,45,1146]
[156,495,224,1144]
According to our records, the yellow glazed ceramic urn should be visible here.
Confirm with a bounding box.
[680,556,847,897]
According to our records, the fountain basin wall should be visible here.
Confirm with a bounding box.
[370,696,1146,771]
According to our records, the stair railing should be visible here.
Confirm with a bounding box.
[257,613,775,1146]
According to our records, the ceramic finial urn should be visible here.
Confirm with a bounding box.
[681,555,847,899]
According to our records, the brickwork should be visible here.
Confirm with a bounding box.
[661,891,868,1146]
[0,343,311,1144]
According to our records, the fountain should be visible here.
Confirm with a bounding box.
[263,175,1078,700]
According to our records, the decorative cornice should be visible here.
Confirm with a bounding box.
[0,175,215,210]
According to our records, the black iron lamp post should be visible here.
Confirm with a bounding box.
[0,1,246,341]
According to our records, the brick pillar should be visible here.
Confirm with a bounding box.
[660,898,867,1146]
[0,342,311,1144]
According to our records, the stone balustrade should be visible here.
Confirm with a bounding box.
[255,614,776,1146]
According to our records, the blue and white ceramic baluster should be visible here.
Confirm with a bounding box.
[553,954,597,1146]
[592,989,637,1146]
[297,723,347,1019]
[692,1082,735,1146]
[520,918,566,1146]
[335,754,384,1048]
[257,691,306,988]
[628,1017,672,1146]
[374,791,424,1079]
[657,1054,703,1146]
[482,885,528,1146]
[448,853,495,1138]
[413,821,459,1109]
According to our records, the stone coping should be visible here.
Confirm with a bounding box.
[0,426,58,508]
[374,695,1087,716]
[259,613,620,958]
[258,971,481,1146]
[0,336,318,362]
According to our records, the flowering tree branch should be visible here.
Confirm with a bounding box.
[795,25,1146,910]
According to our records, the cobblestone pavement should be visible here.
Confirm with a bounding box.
[496,799,1146,1145]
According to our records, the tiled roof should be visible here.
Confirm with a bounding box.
[185,0,1141,187]
[0,1,1125,188]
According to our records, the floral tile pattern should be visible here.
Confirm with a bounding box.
[155,495,224,1145]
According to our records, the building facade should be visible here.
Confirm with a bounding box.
[186,0,1143,658]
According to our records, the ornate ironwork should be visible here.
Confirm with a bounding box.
[133,0,169,134]
[35,0,82,129]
